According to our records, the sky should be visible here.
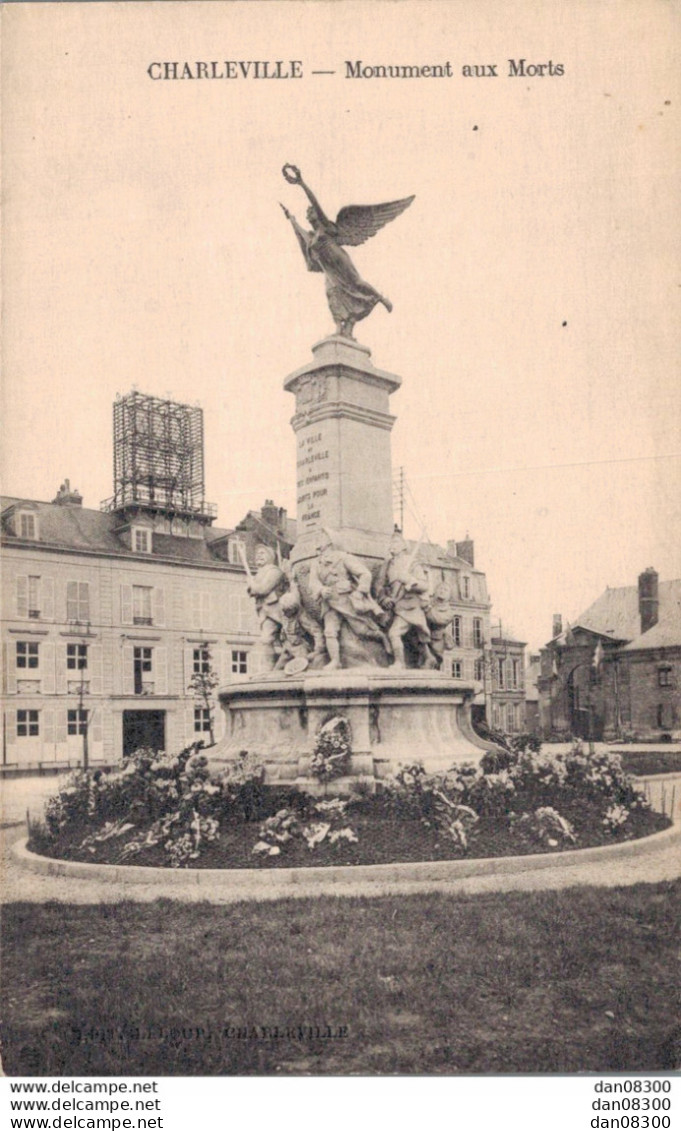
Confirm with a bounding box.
[2,0,680,651]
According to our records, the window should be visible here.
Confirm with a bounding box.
[657,703,672,729]
[497,658,505,688]
[228,537,246,566]
[16,641,39,669]
[452,660,462,679]
[18,512,37,539]
[17,709,39,737]
[492,705,501,729]
[134,646,153,694]
[507,704,517,732]
[67,708,88,736]
[28,576,40,618]
[194,707,211,733]
[658,666,672,687]
[474,657,484,681]
[473,618,483,647]
[462,575,471,599]
[133,528,151,553]
[132,586,153,625]
[193,647,210,674]
[67,581,90,622]
[231,650,248,675]
[510,659,519,689]
[67,643,88,670]
[452,617,462,647]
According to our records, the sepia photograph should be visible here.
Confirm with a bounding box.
[1,0,679,1087]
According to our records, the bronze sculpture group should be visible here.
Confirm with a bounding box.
[245,531,459,674]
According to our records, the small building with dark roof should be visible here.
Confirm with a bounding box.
[537,568,681,741]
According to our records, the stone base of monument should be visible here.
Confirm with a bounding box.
[209,669,495,792]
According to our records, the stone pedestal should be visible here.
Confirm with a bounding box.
[210,669,492,789]
[285,336,400,563]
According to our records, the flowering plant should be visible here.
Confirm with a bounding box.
[309,716,352,782]
[252,797,358,858]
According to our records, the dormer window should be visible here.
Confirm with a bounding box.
[18,511,38,540]
[228,537,246,566]
[133,527,152,554]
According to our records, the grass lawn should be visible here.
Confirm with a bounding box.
[621,750,681,777]
[2,881,679,1075]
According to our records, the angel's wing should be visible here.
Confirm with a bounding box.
[334,195,415,247]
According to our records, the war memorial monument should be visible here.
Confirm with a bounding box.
[210,165,492,787]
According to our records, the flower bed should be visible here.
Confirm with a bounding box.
[28,737,670,871]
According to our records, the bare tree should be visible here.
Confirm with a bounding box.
[188,642,219,747]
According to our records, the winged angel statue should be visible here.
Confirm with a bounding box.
[280,164,414,338]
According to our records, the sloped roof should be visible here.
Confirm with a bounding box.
[621,610,681,652]
[573,579,681,642]
[1,495,238,568]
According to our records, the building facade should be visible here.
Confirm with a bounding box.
[537,568,681,741]
[1,488,267,769]
[487,635,527,734]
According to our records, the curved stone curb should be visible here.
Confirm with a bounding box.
[12,820,680,894]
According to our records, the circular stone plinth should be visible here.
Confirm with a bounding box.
[211,669,491,783]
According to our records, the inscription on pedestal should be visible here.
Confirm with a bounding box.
[297,430,331,528]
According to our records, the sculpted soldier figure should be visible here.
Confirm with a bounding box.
[308,530,391,669]
[273,579,326,671]
[424,582,457,669]
[280,164,414,339]
[377,532,432,669]
[245,544,287,670]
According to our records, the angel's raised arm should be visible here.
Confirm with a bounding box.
[282,164,334,231]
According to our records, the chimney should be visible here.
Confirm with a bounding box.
[52,479,83,507]
[552,614,563,638]
[261,499,287,537]
[638,567,659,635]
[455,538,475,566]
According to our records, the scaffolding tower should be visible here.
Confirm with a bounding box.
[102,391,216,521]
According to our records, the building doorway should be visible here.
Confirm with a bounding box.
[122,710,165,757]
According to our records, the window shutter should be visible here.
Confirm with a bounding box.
[16,576,28,618]
[43,709,56,748]
[121,585,133,626]
[122,644,135,695]
[90,645,103,695]
[42,578,55,620]
[82,582,91,622]
[227,592,238,631]
[185,645,195,693]
[41,642,56,694]
[66,581,78,621]
[57,645,68,694]
[91,707,103,745]
[185,704,197,745]
[173,586,185,629]
[56,711,67,745]
[3,643,17,694]
[154,647,168,695]
[5,709,17,747]
[153,588,166,627]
